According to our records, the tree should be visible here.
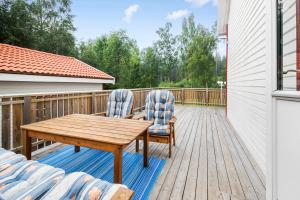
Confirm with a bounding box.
[186,25,217,87]
[30,0,77,56]
[140,47,159,87]
[0,0,77,56]
[215,53,226,82]
[154,23,179,82]
[0,0,34,47]
[78,31,141,88]
[0,0,220,89]
[179,14,198,79]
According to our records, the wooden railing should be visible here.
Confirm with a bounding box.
[0,88,226,153]
[163,88,226,106]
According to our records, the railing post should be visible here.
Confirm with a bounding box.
[140,89,142,111]
[206,88,209,106]
[91,92,96,114]
[23,96,31,125]
[22,96,31,154]
[220,87,223,106]
[181,88,184,104]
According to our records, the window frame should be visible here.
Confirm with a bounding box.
[276,0,300,91]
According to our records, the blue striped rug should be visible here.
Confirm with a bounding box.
[38,145,165,200]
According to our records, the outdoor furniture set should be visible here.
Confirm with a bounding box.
[0,89,176,200]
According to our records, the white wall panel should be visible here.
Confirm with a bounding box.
[227,0,267,173]
[0,82,103,96]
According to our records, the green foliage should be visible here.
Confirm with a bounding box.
[78,31,142,88]
[0,0,77,56]
[154,23,179,82]
[140,47,159,87]
[215,54,226,82]
[0,1,224,89]
[0,0,34,47]
[186,25,217,87]
[159,79,192,88]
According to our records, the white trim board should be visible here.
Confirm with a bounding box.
[0,73,115,84]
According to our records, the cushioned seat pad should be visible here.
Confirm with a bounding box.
[148,124,170,136]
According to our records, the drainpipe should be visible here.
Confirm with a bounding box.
[226,24,228,116]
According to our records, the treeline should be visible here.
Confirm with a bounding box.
[0,0,226,88]
[0,0,77,56]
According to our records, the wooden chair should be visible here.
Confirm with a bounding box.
[134,90,176,158]
[93,89,134,119]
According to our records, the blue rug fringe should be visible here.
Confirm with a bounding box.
[38,146,165,200]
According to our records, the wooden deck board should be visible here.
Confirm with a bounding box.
[33,106,266,200]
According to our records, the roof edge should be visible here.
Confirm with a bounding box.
[0,43,115,80]
[0,73,115,84]
[74,58,115,80]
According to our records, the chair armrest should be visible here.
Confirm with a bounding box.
[132,113,146,120]
[92,112,106,116]
[125,114,134,119]
[169,116,177,125]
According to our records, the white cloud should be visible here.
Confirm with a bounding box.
[167,9,190,20]
[186,0,218,7]
[123,4,139,23]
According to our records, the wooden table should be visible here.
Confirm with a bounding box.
[21,114,153,184]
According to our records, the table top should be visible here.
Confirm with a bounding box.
[21,114,153,146]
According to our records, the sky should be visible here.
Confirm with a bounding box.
[71,0,225,56]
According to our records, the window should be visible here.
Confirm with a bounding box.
[277,0,300,90]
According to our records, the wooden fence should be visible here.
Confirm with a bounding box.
[0,88,226,153]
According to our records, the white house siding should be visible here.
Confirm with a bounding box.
[0,82,103,96]
[227,0,267,173]
[282,0,297,90]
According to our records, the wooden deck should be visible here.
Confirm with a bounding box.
[33,105,266,200]
[128,105,265,200]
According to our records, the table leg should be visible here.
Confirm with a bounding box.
[74,146,80,152]
[114,146,123,183]
[23,130,31,160]
[143,130,149,167]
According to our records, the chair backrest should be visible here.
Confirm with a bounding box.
[145,90,175,125]
[106,89,134,118]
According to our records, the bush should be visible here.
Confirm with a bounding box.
[159,79,192,88]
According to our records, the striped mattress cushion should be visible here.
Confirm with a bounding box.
[0,148,129,200]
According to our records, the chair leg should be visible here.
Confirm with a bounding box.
[173,128,176,146]
[169,135,172,158]
[136,139,139,152]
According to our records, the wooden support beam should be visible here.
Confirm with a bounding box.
[23,96,31,125]
[91,92,96,114]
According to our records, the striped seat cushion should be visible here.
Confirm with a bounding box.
[0,160,64,200]
[0,149,130,200]
[42,172,127,200]
[106,89,134,118]
[148,124,170,136]
[0,149,25,172]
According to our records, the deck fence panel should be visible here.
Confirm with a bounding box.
[0,87,226,153]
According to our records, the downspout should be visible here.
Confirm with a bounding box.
[226,24,228,116]
[297,0,300,90]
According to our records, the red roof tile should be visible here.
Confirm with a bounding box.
[0,44,114,80]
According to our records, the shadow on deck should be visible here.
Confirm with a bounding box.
[33,105,266,200]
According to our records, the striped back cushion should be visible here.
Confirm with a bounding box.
[106,89,134,118]
[145,90,175,125]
